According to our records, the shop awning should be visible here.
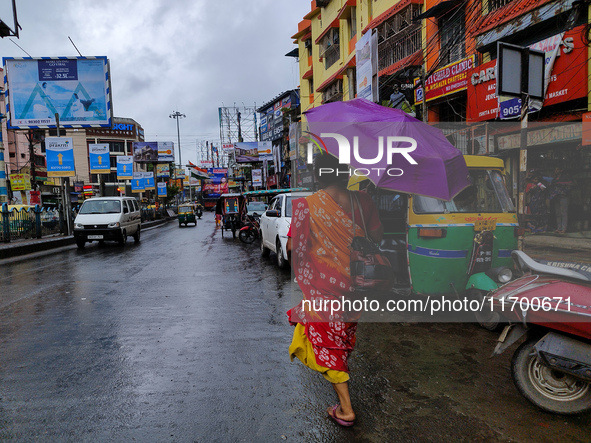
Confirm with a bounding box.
[413,0,461,21]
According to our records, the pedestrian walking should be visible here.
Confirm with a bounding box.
[287,154,383,427]
[525,172,548,233]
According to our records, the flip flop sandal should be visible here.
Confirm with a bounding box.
[328,404,354,427]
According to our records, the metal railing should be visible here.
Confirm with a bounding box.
[378,25,422,72]
[1,204,71,243]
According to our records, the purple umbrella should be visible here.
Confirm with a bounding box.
[304,98,470,200]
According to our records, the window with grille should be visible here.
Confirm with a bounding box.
[488,0,514,13]
[320,28,340,69]
[439,7,465,66]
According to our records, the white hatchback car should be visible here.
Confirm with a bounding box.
[259,191,311,268]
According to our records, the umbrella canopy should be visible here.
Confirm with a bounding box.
[304,98,470,200]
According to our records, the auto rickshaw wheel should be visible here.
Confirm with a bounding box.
[467,288,503,331]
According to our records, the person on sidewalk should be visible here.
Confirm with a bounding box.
[549,167,573,234]
[286,154,383,427]
[525,172,548,233]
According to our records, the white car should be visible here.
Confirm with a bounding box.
[259,191,311,269]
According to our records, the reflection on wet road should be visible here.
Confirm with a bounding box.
[0,219,588,442]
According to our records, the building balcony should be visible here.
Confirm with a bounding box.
[378,24,421,73]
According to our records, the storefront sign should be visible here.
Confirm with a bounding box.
[9,173,31,191]
[467,26,587,122]
[415,55,475,103]
[497,123,581,150]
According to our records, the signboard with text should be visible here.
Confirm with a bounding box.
[45,137,75,177]
[89,143,110,174]
[116,155,133,180]
[415,55,475,103]
[3,56,112,129]
[467,26,587,121]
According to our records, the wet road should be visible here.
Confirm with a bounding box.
[0,218,589,442]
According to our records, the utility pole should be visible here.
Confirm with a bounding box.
[27,130,37,191]
[170,111,185,203]
[169,111,185,168]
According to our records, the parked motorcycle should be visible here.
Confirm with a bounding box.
[239,213,260,244]
[491,250,591,415]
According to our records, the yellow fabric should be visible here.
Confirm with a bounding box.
[289,323,350,384]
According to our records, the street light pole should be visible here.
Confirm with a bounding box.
[169,111,186,168]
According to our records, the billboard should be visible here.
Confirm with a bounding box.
[235,142,260,162]
[3,56,112,129]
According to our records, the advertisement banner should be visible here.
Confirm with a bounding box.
[235,142,260,162]
[143,172,155,190]
[116,155,133,180]
[415,55,475,104]
[3,56,111,129]
[203,168,228,197]
[132,142,158,163]
[89,143,110,174]
[257,141,273,161]
[157,141,174,162]
[9,173,31,191]
[356,30,375,102]
[157,182,167,197]
[252,169,262,186]
[200,160,214,168]
[222,143,235,153]
[45,137,75,177]
[27,190,41,205]
[156,163,170,178]
[175,168,185,179]
[131,172,145,193]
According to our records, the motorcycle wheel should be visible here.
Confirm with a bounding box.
[239,228,256,244]
[511,338,591,415]
[467,288,503,331]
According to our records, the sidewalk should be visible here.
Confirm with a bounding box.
[523,231,591,251]
[0,218,171,261]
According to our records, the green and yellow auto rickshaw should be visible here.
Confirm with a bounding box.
[178,203,197,227]
[351,155,518,328]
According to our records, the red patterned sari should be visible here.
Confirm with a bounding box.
[287,190,380,374]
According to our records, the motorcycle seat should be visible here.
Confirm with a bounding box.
[512,251,590,282]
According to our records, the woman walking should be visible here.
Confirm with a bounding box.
[287,154,382,427]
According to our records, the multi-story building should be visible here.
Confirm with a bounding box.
[85,117,145,198]
[293,0,591,232]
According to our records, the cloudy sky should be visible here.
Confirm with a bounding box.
[0,0,310,165]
